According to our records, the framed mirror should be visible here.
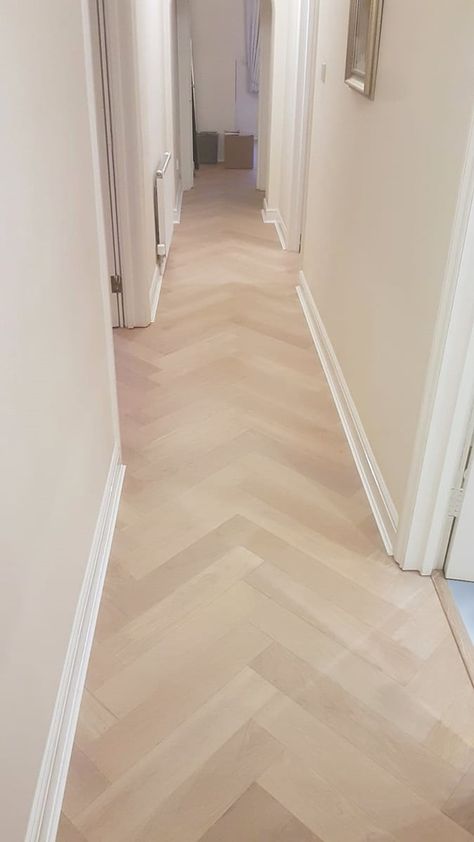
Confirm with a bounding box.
[345,0,384,99]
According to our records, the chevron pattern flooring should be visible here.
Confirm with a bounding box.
[58,165,474,841]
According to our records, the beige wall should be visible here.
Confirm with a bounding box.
[0,2,119,839]
[302,0,474,513]
[268,0,300,231]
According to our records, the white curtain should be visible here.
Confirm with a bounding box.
[245,0,261,94]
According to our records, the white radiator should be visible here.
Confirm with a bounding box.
[154,151,175,274]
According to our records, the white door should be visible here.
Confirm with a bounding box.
[91,0,125,327]
[445,431,474,581]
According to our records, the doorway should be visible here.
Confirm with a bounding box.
[180,0,318,255]
[187,0,260,176]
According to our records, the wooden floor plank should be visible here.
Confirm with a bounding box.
[76,669,276,842]
[259,753,395,842]
[256,695,473,842]
[135,722,283,842]
[59,165,473,841]
[198,783,323,842]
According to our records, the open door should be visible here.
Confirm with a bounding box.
[444,426,474,582]
[91,0,125,327]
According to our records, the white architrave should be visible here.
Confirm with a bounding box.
[396,115,474,574]
[260,0,320,253]
[176,0,194,192]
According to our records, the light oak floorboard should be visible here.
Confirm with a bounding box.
[198,783,322,842]
[59,166,473,841]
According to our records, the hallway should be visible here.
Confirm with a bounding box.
[59,167,474,842]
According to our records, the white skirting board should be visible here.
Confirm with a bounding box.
[25,446,125,842]
[173,181,184,225]
[150,265,163,324]
[261,198,287,251]
[297,271,398,555]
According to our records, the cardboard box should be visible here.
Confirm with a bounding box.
[224,133,254,169]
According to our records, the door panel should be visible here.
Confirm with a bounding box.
[91,0,125,327]
[445,436,474,581]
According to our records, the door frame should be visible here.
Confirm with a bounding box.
[396,114,474,575]
[256,0,273,192]
[87,0,137,327]
[176,0,194,192]
[88,0,167,328]
[260,0,320,253]
[444,418,474,579]
[93,0,126,327]
[286,0,319,253]
[82,0,123,439]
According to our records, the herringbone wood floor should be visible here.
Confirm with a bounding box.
[59,166,474,842]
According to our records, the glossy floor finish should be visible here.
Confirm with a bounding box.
[59,166,474,842]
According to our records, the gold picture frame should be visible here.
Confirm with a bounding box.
[345,0,384,100]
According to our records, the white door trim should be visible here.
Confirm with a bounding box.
[260,0,319,253]
[83,0,123,442]
[286,0,319,253]
[256,0,272,191]
[89,0,165,328]
[88,0,139,328]
[396,114,474,574]
[176,0,194,192]
[444,417,474,581]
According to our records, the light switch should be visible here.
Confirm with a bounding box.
[321,63,327,83]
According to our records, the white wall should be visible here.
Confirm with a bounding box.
[265,0,288,202]
[262,0,312,250]
[301,0,474,519]
[0,2,120,838]
[267,0,297,225]
[190,0,258,160]
[256,0,272,190]
[176,0,195,191]
[170,0,183,207]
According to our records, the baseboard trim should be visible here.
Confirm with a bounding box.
[261,199,287,250]
[297,271,398,555]
[25,445,125,842]
[274,218,288,251]
[261,197,278,223]
[173,181,183,224]
[150,265,163,323]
